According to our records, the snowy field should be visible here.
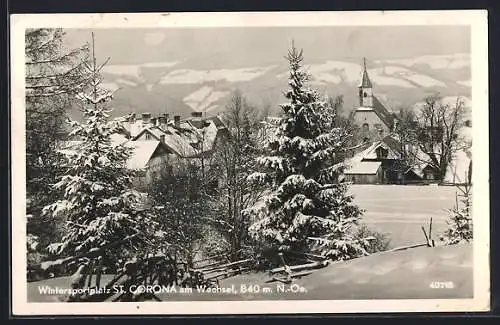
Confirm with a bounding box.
[349,185,459,248]
[26,185,467,302]
[27,244,472,302]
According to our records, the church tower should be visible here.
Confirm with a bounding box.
[358,58,373,107]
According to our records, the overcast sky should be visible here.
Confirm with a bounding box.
[62,26,470,67]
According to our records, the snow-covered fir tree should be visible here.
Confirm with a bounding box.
[43,33,158,268]
[441,173,473,245]
[247,42,370,261]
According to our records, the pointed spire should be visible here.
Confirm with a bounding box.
[359,57,372,88]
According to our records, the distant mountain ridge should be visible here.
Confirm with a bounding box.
[97,53,471,119]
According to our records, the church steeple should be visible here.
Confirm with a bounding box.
[358,57,373,107]
[359,58,372,88]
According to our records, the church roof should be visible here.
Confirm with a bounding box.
[372,96,395,129]
[359,70,372,88]
[358,58,373,88]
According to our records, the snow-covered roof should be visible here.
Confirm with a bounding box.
[149,127,170,140]
[345,161,382,175]
[206,116,227,129]
[57,138,166,171]
[348,143,376,165]
[131,119,221,158]
[347,135,402,163]
[411,148,433,178]
[161,127,198,157]
[124,140,163,170]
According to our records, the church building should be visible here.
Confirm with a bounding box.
[352,58,396,142]
[344,59,421,184]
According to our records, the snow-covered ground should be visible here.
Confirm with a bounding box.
[218,244,472,300]
[27,244,472,302]
[349,185,459,247]
[26,186,468,302]
[217,244,471,300]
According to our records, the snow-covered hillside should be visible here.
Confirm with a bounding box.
[97,53,470,118]
[375,53,470,70]
[183,86,230,112]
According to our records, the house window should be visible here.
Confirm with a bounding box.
[362,123,369,131]
[363,92,367,98]
[376,147,388,159]
[145,133,152,140]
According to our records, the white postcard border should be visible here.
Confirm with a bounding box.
[10,10,490,315]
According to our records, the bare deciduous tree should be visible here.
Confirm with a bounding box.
[400,94,468,181]
[211,91,265,260]
[393,107,419,165]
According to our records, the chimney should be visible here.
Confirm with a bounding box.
[129,113,136,123]
[160,134,165,143]
[191,111,203,120]
[151,117,157,126]
[174,115,181,128]
[164,113,170,121]
[158,116,167,130]
[142,112,151,124]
